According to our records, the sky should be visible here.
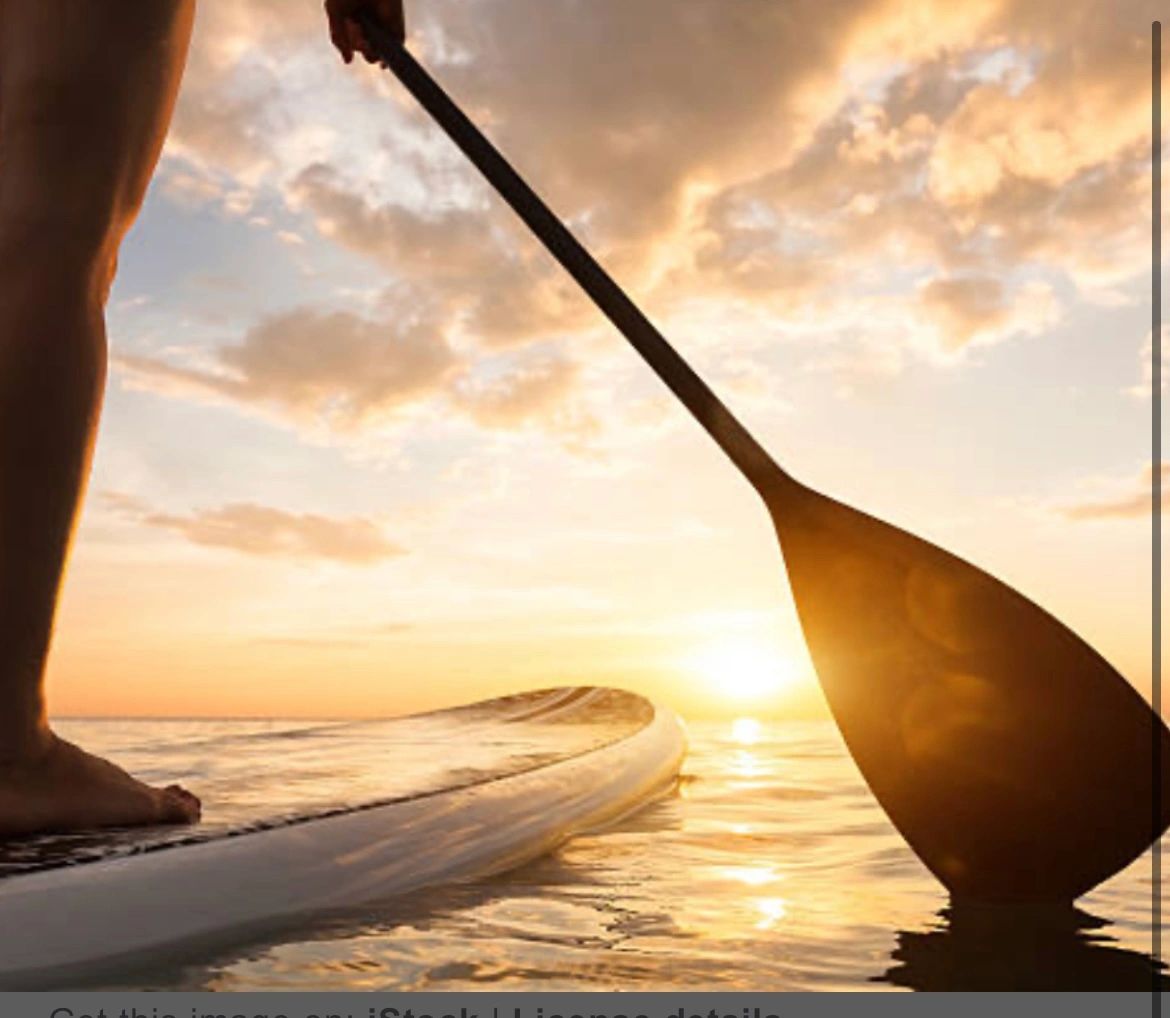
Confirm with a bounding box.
[47,0,1164,720]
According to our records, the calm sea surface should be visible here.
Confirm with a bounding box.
[50,716,1166,991]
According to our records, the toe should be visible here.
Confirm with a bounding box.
[177,786,201,811]
[159,785,201,824]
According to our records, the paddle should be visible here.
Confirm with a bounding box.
[356,15,1170,903]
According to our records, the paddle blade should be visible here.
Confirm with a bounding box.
[769,484,1169,903]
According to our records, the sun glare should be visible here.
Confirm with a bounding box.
[731,717,762,744]
[755,897,788,930]
[687,636,801,704]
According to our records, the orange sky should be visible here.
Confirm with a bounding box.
[45,0,1164,720]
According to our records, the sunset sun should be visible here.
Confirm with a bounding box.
[686,637,801,704]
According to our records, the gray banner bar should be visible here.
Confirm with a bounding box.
[0,992,1163,1018]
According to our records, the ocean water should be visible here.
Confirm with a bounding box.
[40,715,1168,991]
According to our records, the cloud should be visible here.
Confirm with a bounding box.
[162,170,229,209]
[450,350,600,447]
[116,307,460,431]
[927,7,1151,205]
[287,162,496,280]
[102,492,404,563]
[452,354,577,427]
[287,162,593,348]
[919,276,1005,347]
[165,0,322,182]
[113,303,613,453]
[166,1,913,343]
[673,2,1152,345]
[917,275,1059,351]
[687,189,834,304]
[421,2,871,243]
[145,0,1157,429]
[919,0,1156,289]
[1059,463,1167,521]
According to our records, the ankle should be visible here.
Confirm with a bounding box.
[0,721,55,768]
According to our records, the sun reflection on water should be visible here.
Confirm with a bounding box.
[85,719,1164,991]
[754,897,788,930]
[721,864,782,887]
[731,717,762,744]
[727,717,771,779]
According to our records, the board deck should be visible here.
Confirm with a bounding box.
[0,686,685,987]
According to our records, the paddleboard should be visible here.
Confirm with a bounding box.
[0,686,685,987]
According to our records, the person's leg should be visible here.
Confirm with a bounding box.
[0,0,200,835]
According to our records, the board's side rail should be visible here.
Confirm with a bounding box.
[0,704,687,988]
[4,688,648,878]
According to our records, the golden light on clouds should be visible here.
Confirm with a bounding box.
[41,0,1156,720]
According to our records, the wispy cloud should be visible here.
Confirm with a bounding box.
[115,307,459,431]
[102,493,405,563]
[148,0,1157,418]
[450,350,598,442]
[112,303,619,454]
[917,275,1058,351]
[1059,463,1167,521]
[286,161,593,349]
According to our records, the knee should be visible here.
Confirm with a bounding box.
[0,203,127,305]
[0,76,162,305]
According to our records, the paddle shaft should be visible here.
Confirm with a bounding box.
[360,21,786,495]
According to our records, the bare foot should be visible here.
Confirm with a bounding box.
[0,733,200,839]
